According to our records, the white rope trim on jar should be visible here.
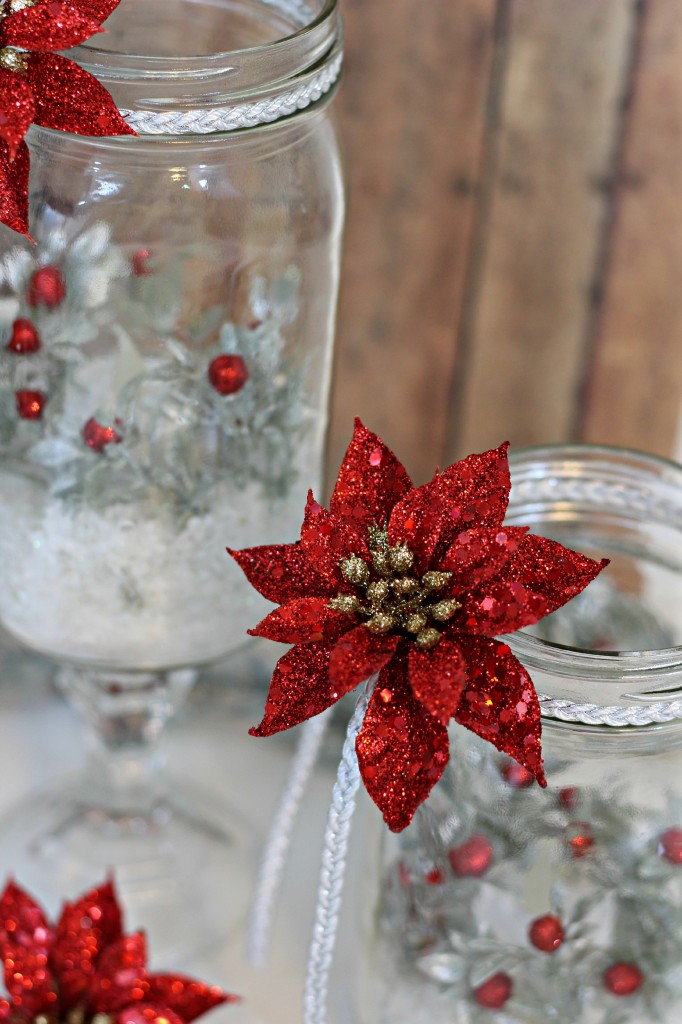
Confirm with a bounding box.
[119,51,342,135]
[538,694,682,727]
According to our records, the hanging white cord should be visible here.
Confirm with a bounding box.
[247,708,333,967]
[302,680,374,1024]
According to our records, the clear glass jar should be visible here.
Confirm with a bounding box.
[340,446,682,1024]
[0,0,343,958]
[0,0,343,671]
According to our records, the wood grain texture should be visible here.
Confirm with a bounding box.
[327,0,497,487]
[444,0,636,459]
[582,0,682,457]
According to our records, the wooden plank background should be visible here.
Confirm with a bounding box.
[327,0,682,488]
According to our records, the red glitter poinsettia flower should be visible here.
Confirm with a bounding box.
[230,420,608,832]
[0,0,135,237]
[0,879,237,1024]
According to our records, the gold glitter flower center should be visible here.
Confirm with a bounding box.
[0,0,37,71]
[33,1010,112,1024]
[0,0,38,17]
[328,524,461,649]
[0,46,28,72]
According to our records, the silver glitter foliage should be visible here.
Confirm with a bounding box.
[377,729,682,1023]
[0,224,310,515]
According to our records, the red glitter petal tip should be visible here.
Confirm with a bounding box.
[88,932,148,1014]
[249,642,345,737]
[228,542,334,604]
[72,0,122,23]
[146,974,238,1019]
[52,880,123,1008]
[27,53,136,137]
[0,72,35,160]
[407,637,468,725]
[455,636,546,786]
[300,492,369,587]
[387,481,449,573]
[356,657,450,831]
[0,881,56,1012]
[2,3,103,51]
[0,140,30,237]
[427,442,511,535]
[500,532,610,615]
[330,419,412,528]
[248,597,352,645]
[329,625,400,693]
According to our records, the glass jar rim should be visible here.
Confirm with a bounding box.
[506,442,682,684]
[74,0,340,82]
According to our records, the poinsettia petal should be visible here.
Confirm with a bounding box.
[459,531,609,636]
[26,53,135,137]
[248,597,353,644]
[387,481,448,573]
[458,581,550,636]
[0,139,30,237]
[426,442,511,542]
[330,418,412,529]
[145,975,237,1019]
[250,642,350,737]
[329,625,400,692]
[3,3,103,51]
[300,492,369,586]
[88,932,148,1014]
[441,526,529,591]
[52,880,123,1009]
[0,881,56,1016]
[72,0,121,23]
[408,637,468,725]
[0,72,34,160]
[228,541,334,603]
[356,657,450,832]
[455,635,545,785]
[113,1003,184,1024]
[497,533,609,614]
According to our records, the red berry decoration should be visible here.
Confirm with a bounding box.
[27,265,66,308]
[7,318,41,353]
[473,972,513,1010]
[659,827,682,865]
[501,761,534,788]
[208,354,249,395]
[448,835,494,878]
[603,962,644,997]
[569,823,594,859]
[83,417,122,453]
[131,248,153,276]
[558,786,579,811]
[425,867,445,886]
[528,914,564,953]
[16,389,47,420]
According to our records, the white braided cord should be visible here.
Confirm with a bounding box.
[303,683,373,1024]
[247,709,332,968]
[119,52,342,136]
[539,694,682,727]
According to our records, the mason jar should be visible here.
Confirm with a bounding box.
[0,0,344,672]
[338,446,682,1024]
[0,0,344,958]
